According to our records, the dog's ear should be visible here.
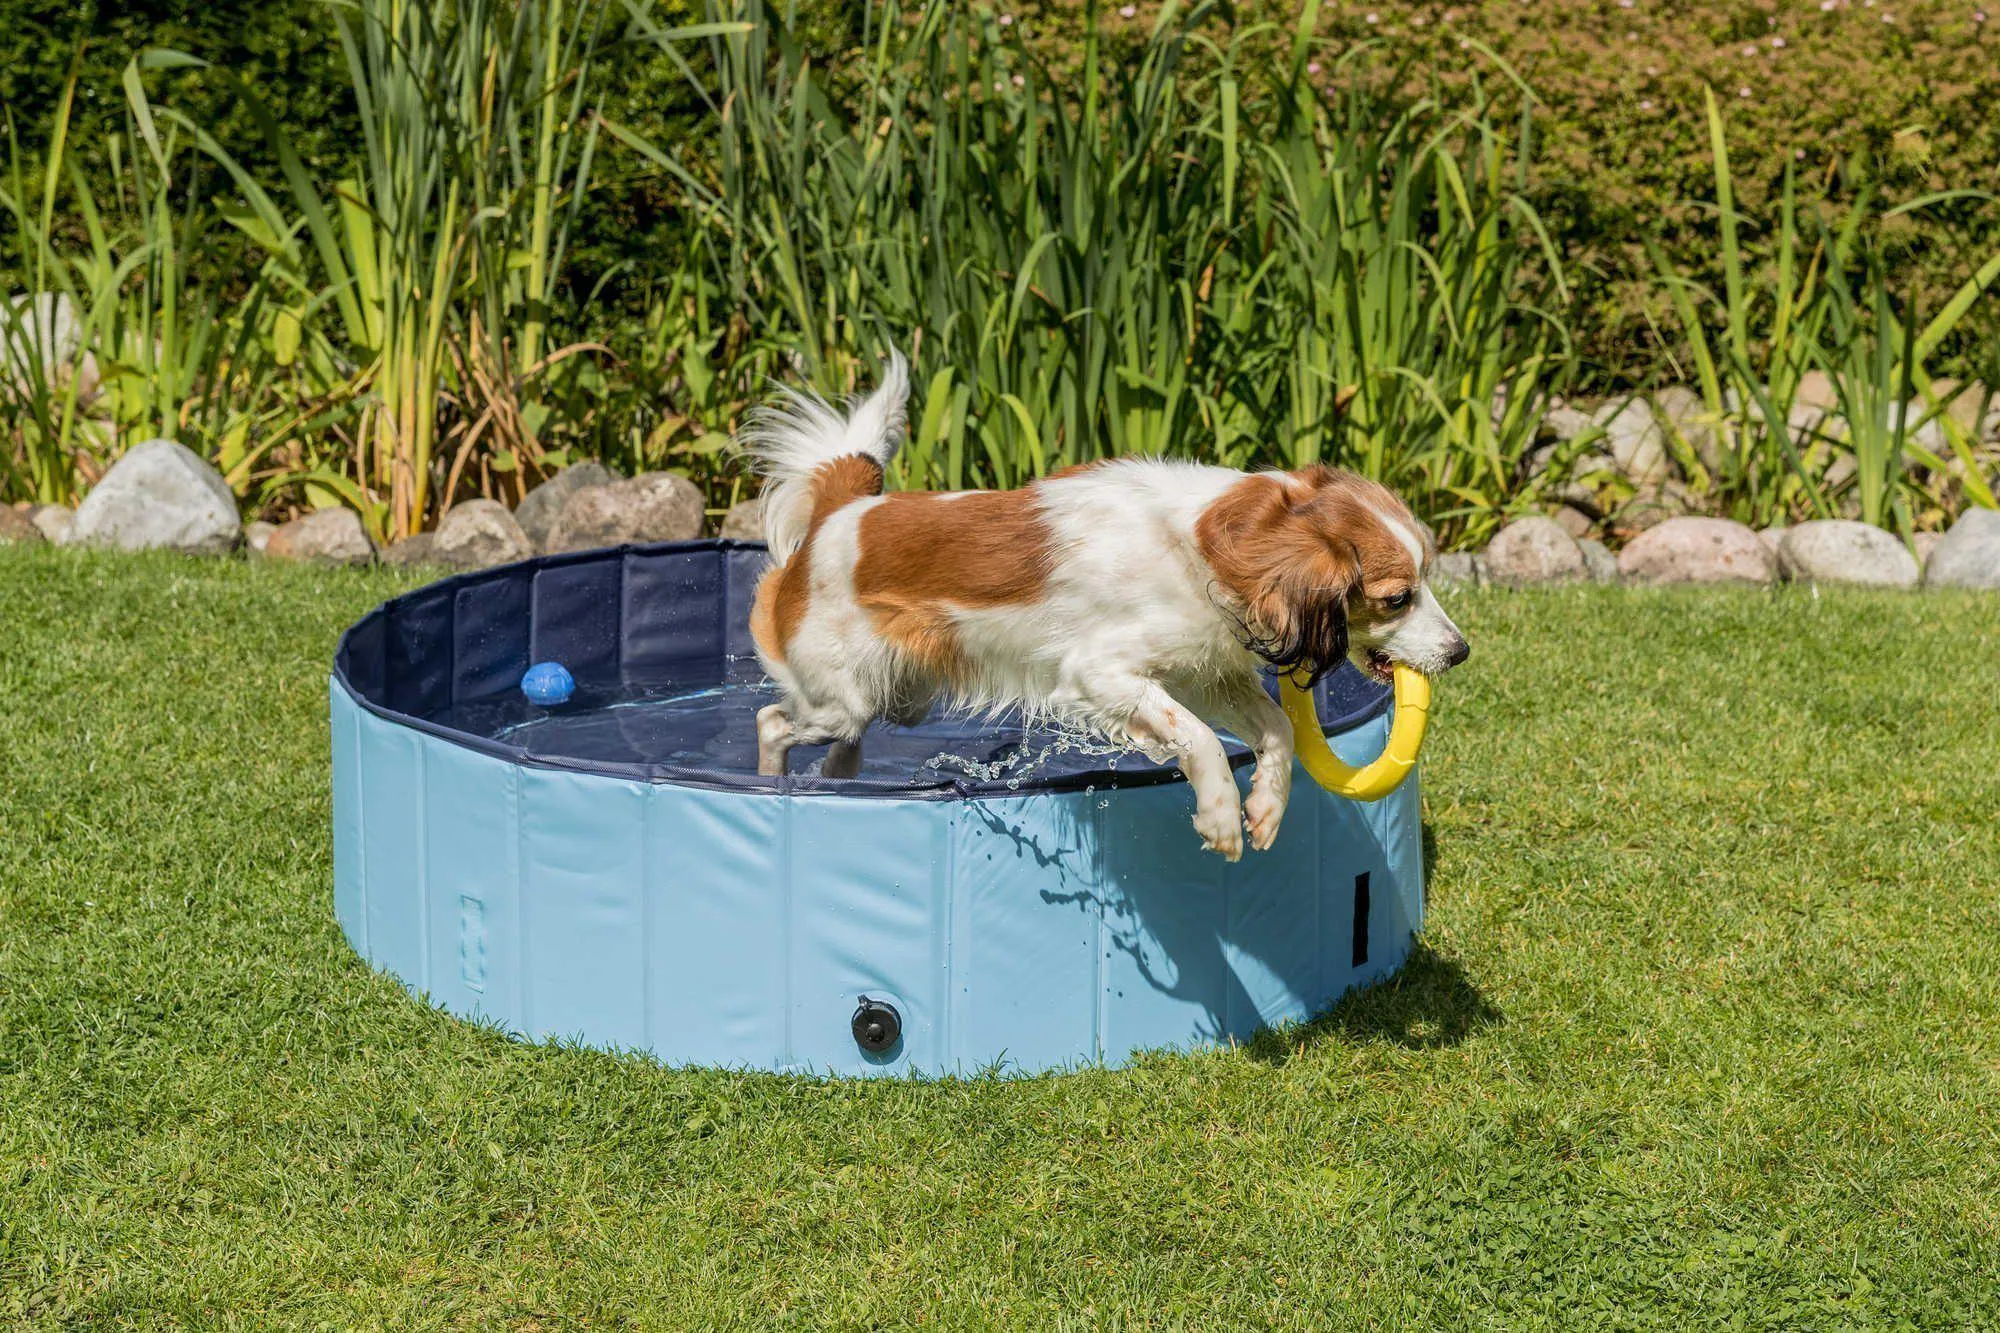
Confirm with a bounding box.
[1197,474,1360,685]
[1250,526,1357,686]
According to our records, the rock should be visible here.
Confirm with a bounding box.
[1794,370,1840,414]
[1614,478,1697,534]
[381,531,444,568]
[719,495,766,542]
[68,439,240,555]
[2,292,99,403]
[1923,509,2000,589]
[26,503,74,544]
[243,520,277,556]
[1552,503,1595,539]
[1484,516,1588,586]
[514,461,617,551]
[1430,552,1484,590]
[1923,379,1987,438]
[0,505,45,545]
[264,508,374,567]
[1653,385,1723,476]
[1577,537,1619,584]
[1912,531,1942,570]
[545,472,705,553]
[1538,404,1598,445]
[1595,398,1669,490]
[1777,520,1920,589]
[1758,525,1788,556]
[1616,517,1774,586]
[434,499,533,570]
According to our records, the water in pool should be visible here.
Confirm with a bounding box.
[426,655,1215,785]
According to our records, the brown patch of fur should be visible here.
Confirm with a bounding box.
[752,455,889,666]
[852,487,1054,682]
[1195,466,1424,678]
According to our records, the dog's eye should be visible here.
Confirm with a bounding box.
[1384,591,1413,612]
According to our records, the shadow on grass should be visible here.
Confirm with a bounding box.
[1242,942,1501,1064]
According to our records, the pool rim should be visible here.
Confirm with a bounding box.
[332,538,1395,801]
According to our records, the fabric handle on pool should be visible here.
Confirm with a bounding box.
[1281,664,1430,802]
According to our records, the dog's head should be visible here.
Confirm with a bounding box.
[1197,465,1469,685]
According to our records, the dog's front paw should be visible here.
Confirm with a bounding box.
[1244,785,1287,852]
[1193,798,1244,863]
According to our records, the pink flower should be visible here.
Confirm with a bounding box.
[1639,98,1655,109]
[1742,45,1759,56]
[1119,3,1136,14]
[1618,0,1635,7]
[1012,74,1025,86]
[998,12,1013,25]
[1738,85,1752,97]
[1307,60,1322,74]
[1771,36,1787,47]
[1820,0,1836,9]
[1365,11,1379,22]
[1796,148,1807,159]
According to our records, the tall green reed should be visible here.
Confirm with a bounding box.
[1648,88,2000,532]
[611,0,1576,546]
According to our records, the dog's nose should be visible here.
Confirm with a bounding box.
[1444,637,1470,668]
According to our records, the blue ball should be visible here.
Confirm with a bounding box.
[521,661,576,706]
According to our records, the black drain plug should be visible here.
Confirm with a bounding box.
[851,996,902,1053]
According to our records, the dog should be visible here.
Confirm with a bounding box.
[743,354,1469,859]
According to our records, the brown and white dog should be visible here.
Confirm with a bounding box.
[745,355,1469,860]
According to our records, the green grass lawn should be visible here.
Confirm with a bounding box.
[4,548,1999,1327]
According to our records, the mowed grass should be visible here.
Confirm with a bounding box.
[3,548,1999,1327]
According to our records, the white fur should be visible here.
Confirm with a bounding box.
[748,369,1466,859]
[738,352,908,562]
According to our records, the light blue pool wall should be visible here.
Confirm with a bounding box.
[331,681,1423,1077]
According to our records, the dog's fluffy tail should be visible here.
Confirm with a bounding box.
[740,352,908,564]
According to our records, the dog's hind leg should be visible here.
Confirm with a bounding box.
[757,702,796,776]
[822,738,864,779]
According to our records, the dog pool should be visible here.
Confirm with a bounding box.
[330,540,1424,1076]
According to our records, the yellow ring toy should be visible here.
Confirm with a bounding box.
[1281,665,1431,802]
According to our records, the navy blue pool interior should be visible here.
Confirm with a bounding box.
[331,539,1425,1076]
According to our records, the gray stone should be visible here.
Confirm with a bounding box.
[514,461,617,551]
[1538,404,1598,445]
[2,292,99,403]
[264,508,374,567]
[1578,537,1619,584]
[1615,478,1697,534]
[1430,551,1484,590]
[434,499,533,570]
[719,495,766,542]
[1923,509,2000,589]
[1777,520,1920,588]
[546,472,705,553]
[1653,385,1724,476]
[1484,516,1588,586]
[1595,397,1669,490]
[26,503,73,544]
[1795,370,1840,414]
[68,439,240,555]
[1617,517,1774,586]
[1552,503,1595,539]
[1912,531,1942,570]
[0,505,45,545]
[1758,525,1788,555]
[243,520,277,555]
[381,531,444,568]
